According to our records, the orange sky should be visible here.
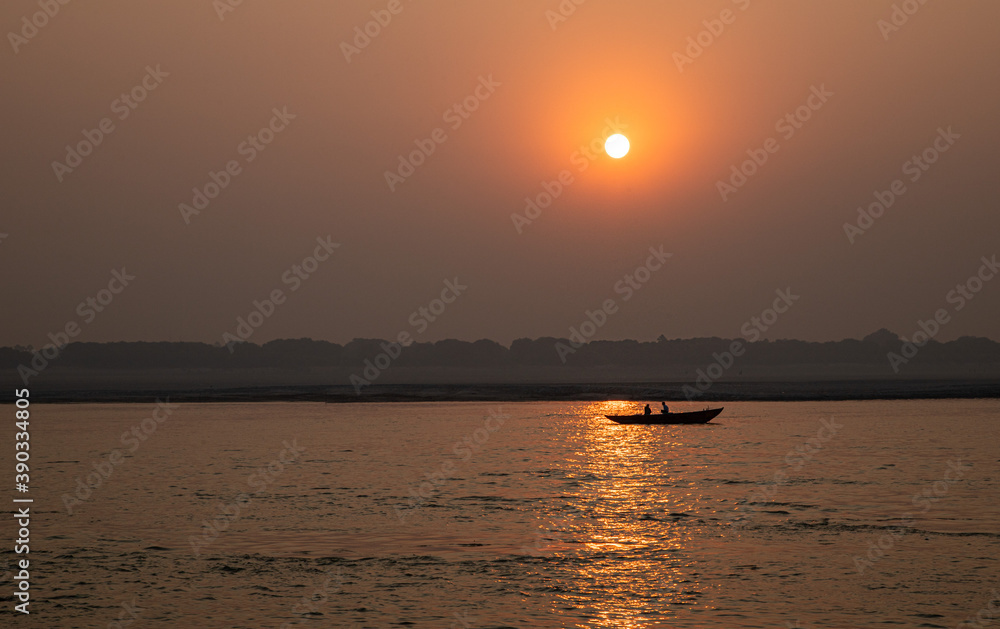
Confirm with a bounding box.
[1,0,998,346]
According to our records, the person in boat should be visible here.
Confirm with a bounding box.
[661,402,669,414]
[643,404,652,415]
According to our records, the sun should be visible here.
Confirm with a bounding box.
[605,133,630,159]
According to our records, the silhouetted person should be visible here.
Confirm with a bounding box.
[644,404,651,415]
[661,402,669,414]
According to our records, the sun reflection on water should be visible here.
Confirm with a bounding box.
[528,401,711,626]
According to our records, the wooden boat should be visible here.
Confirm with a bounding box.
[605,407,723,425]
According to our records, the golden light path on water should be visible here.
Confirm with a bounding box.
[536,401,714,627]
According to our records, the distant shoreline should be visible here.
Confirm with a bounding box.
[6,336,1000,404]
[22,379,1000,404]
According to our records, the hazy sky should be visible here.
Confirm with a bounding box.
[2,0,998,348]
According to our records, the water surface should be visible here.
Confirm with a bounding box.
[7,399,999,628]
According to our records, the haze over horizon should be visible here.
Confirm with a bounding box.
[3,1,999,349]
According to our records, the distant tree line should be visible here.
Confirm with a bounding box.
[1,329,998,370]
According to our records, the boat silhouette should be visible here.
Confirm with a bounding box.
[605,407,723,425]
